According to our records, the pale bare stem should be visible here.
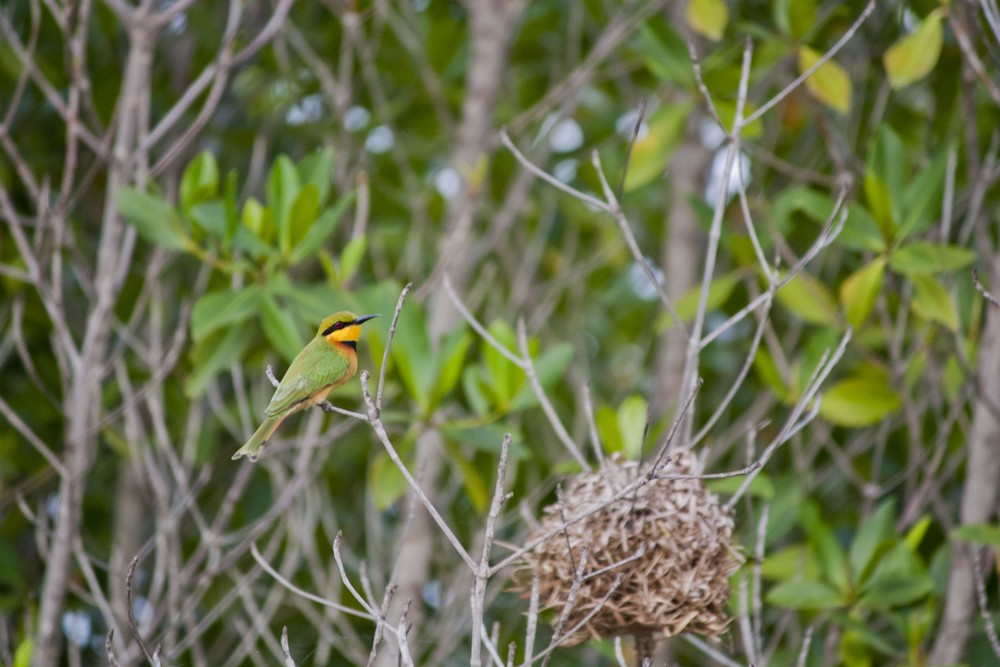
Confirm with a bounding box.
[106,631,122,667]
[499,128,611,212]
[533,574,623,667]
[537,546,589,667]
[479,624,506,667]
[727,329,851,508]
[0,396,68,477]
[949,11,1000,109]
[471,434,513,667]
[332,533,379,616]
[249,543,387,624]
[685,41,724,128]
[613,637,628,667]
[737,573,756,665]
[971,546,1000,660]
[516,318,590,469]
[590,150,686,332]
[683,636,745,667]
[443,274,526,368]
[276,626,295,667]
[376,283,413,415]
[507,642,517,667]
[524,575,540,664]
[745,0,877,124]
[940,145,958,242]
[749,508,767,656]
[650,377,703,468]
[360,372,478,570]
[615,98,647,199]
[581,384,606,466]
[974,267,1000,309]
[397,600,415,667]
[367,583,397,667]
[693,292,774,445]
[581,544,645,582]
[125,557,158,665]
[796,623,816,667]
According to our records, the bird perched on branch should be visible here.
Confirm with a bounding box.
[232,311,378,462]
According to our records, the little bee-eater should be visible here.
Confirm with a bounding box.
[232,311,378,462]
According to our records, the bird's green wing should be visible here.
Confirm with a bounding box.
[265,338,354,417]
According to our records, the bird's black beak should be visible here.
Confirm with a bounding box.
[352,314,379,326]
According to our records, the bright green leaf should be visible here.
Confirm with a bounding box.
[760,544,822,582]
[191,285,264,341]
[776,272,838,325]
[297,147,335,206]
[116,188,189,251]
[186,326,251,396]
[840,257,886,328]
[597,405,624,455]
[339,235,367,284]
[849,499,896,585]
[290,193,354,264]
[260,294,303,362]
[287,184,320,254]
[801,502,850,593]
[623,102,691,192]
[180,151,219,213]
[13,640,32,667]
[889,242,976,276]
[884,10,944,89]
[511,343,574,411]
[820,368,902,427]
[910,273,958,331]
[951,522,1000,547]
[635,20,694,86]
[858,542,932,610]
[686,0,728,41]
[431,331,473,408]
[189,201,227,239]
[898,147,950,241]
[905,516,932,551]
[267,155,301,255]
[767,579,846,610]
[368,452,408,510]
[659,270,742,331]
[799,46,851,114]
[707,472,775,501]
[617,395,648,459]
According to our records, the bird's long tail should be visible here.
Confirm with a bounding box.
[232,416,281,462]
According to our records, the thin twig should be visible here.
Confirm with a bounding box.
[125,556,159,665]
[376,282,412,415]
[281,626,296,667]
[444,274,526,368]
[974,267,1000,309]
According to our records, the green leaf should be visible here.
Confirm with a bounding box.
[260,294,303,362]
[760,544,821,581]
[840,205,887,253]
[801,502,849,594]
[686,0,728,41]
[617,395,648,459]
[771,187,837,235]
[776,272,838,325]
[767,579,846,610]
[840,257,886,328]
[482,320,521,409]
[391,305,434,411]
[898,148,949,241]
[799,46,851,114]
[180,151,219,213]
[462,366,492,416]
[707,472,775,501]
[267,155,301,255]
[820,367,901,427]
[338,235,367,284]
[189,201,227,239]
[287,184,320,255]
[368,452,408,510]
[951,522,1000,547]
[865,125,906,237]
[623,102,691,192]
[905,515,932,551]
[297,147,335,206]
[290,193,354,264]
[659,270,742,330]
[910,273,958,331]
[242,197,266,238]
[13,639,32,667]
[596,405,624,455]
[186,326,251,396]
[116,188,189,251]
[775,0,818,39]
[191,285,264,341]
[635,19,694,87]
[443,439,489,512]
[884,10,944,89]
[858,542,932,610]
[889,242,976,276]
[511,343,574,411]
[431,331,473,408]
[849,499,896,585]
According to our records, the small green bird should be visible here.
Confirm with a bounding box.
[232,311,378,462]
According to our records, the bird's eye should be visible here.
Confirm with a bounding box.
[333,321,344,330]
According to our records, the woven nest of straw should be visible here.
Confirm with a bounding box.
[522,450,742,645]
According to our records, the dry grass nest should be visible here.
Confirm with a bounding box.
[521,450,743,645]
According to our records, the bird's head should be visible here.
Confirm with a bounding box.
[317,311,379,347]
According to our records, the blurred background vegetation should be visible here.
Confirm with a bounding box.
[2,0,1000,665]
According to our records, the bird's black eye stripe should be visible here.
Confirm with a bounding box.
[322,321,346,336]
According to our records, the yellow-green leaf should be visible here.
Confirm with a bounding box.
[776,272,838,325]
[687,0,728,41]
[623,102,691,192]
[884,10,944,89]
[840,257,886,328]
[910,273,958,331]
[820,369,901,427]
[799,46,851,114]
